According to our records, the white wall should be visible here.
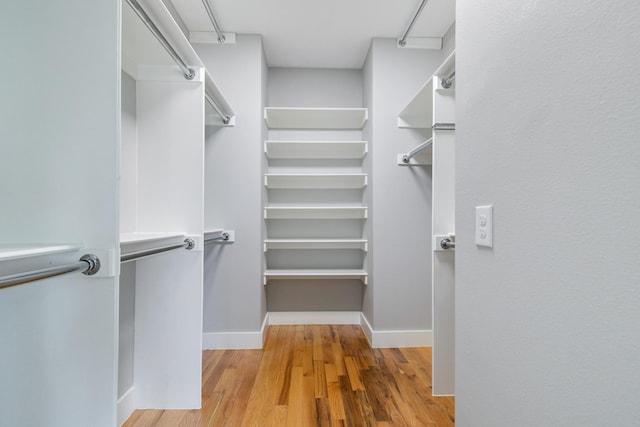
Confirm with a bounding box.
[196,35,267,339]
[363,39,448,333]
[456,1,640,425]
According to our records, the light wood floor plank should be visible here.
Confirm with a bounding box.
[124,325,455,427]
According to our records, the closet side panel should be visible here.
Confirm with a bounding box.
[197,35,265,336]
[0,1,120,426]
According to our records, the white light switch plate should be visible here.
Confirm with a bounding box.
[475,205,493,248]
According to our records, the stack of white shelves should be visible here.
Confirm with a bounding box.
[263,107,369,285]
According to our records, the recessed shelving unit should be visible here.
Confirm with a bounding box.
[264,107,368,129]
[264,239,368,251]
[265,174,367,189]
[265,141,367,159]
[263,106,369,293]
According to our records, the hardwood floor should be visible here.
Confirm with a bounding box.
[123,325,455,426]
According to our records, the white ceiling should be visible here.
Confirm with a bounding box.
[170,0,456,69]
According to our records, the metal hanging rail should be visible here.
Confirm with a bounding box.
[202,0,226,43]
[398,0,429,47]
[433,123,456,131]
[204,232,230,244]
[402,137,433,163]
[0,254,101,290]
[125,0,196,80]
[121,238,195,262]
[205,92,231,125]
[441,71,455,89]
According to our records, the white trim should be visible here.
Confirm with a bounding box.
[360,313,432,348]
[268,311,361,325]
[202,314,268,350]
[117,386,136,427]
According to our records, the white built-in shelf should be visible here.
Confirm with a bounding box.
[120,232,186,258]
[121,0,234,125]
[0,244,81,262]
[264,207,367,220]
[264,239,368,251]
[264,269,368,285]
[204,229,224,241]
[398,78,434,129]
[264,141,367,159]
[398,50,456,129]
[264,108,368,129]
[265,174,367,189]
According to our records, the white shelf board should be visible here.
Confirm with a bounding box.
[121,0,234,123]
[264,269,368,285]
[0,244,81,262]
[264,207,367,219]
[204,229,224,240]
[264,141,367,159]
[264,239,368,251]
[120,232,186,257]
[264,108,368,129]
[265,174,367,189]
[398,78,434,129]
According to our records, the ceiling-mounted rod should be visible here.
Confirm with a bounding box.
[398,0,429,47]
[402,137,433,163]
[205,92,231,125]
[441,71,455,89]
[125,0,196,80]
[202,0,226,43]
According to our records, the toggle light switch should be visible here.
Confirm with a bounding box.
[476,205,493,248]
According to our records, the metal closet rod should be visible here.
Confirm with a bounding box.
[205,232,230,244]
[0,254,101,290]
[403,137,433,163]
[202,0,226,43]
[125,0,196,80]
[398,0,429,47]
[441,71,455,89]
[205,92,231,125]
[121,238,195,262]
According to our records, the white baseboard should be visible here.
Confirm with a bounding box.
[267,311,361,325]
[202,314,268,350]
[202,312,431,350]
[117,386,136,427]
[360,313,432,348]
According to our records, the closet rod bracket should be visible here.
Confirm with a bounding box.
[80,254,101,275]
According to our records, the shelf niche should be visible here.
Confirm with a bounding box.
[264,108,368,129]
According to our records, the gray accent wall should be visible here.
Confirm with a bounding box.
[456,1,640,425]
[196,35,267,333]
[363,39,453,331]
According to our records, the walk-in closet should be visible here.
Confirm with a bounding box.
[5,0,636,425]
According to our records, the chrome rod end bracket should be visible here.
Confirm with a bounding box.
[402,155,410,163]
[185,69,196,80]
[184,238,196,250]
[80,254,101,275]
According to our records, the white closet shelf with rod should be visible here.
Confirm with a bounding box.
[263,269,368,286]
[123,0,234,126]
[204,229,234,244]
[0,252,101,289]
[397,52,456,129]
[264,141,368,159]
[120,232,195,262]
